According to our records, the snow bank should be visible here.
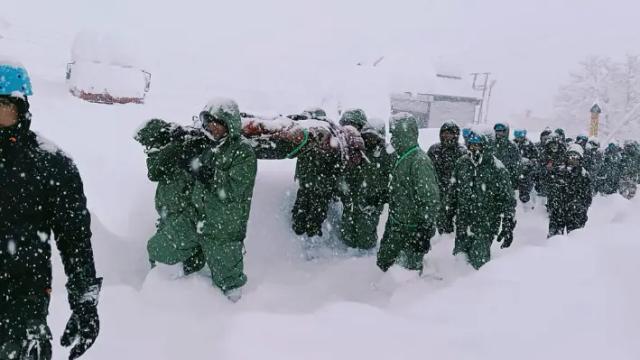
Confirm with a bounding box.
[47,189,640,360]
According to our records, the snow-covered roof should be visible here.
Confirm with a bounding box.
[71,30,143,68]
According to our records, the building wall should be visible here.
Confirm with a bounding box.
[429,100,478,129]
[390,93,479,128]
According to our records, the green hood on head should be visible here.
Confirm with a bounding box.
[390,112,419,154]
[135,118,172,148]
[339,109,368,130]
[202,98,242,139]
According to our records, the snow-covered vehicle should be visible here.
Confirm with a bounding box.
[65,31,151,104]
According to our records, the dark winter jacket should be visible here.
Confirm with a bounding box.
[427,143,467,196]
[599,144,624,195]
[621,141,640,183]
[493,134,522,189]
[0,116,99,304]
[547,163,592,225]
[514,138,539,162]
[427,137,466,232]
[536,136,567,196]
[583,146,604,193]
[514,137,539,200]
[449,153,515,242]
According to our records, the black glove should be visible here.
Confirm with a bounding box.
[61,279,102,360]
[417,223,436,252]
[496,216,516,248]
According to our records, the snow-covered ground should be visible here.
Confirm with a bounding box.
[3,4,640,360]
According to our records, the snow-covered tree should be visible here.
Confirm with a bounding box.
[554,55,640,139]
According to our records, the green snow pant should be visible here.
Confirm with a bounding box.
[453,229,493,270]
[147,214,247,292]
[291,185,333,237]
[377,222,425,272]
[340,202,382,250]
[0,288,52,360]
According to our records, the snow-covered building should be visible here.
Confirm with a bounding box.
[66,30,151,104]
[390,68,483,129]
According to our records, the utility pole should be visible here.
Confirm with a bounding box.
[483,80,497,123]
[471,72,491,124]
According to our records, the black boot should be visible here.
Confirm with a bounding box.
[183,247,206,276]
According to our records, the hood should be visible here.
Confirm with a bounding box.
[202,97,242,140]
[389,112,419,154]
[567,143,584,157]
[493,122,510,142]
[440,120,460,144]
[339,109,367,130]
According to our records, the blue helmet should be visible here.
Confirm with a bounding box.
[0,63,33,97]
[514,129,527,139]
[467,132,485,145]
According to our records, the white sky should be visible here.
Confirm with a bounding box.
[4,0,640,120]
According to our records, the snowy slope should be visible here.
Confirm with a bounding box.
[2,5,640,360]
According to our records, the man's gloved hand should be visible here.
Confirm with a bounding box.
[417,222,436,252]
[61,279,102,360]
[496,216,516,248]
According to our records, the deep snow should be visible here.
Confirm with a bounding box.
[2,6,640,360]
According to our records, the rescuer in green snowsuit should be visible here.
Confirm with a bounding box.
[291,108,343,237]
[427,121,467,234]
[376,113,440,272]
[449,132,516,269]
[493,123,522,190]
[143,99,257,301]
[135,119,208,274]
[337,109,392,250]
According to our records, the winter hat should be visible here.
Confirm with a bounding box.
[566,143,584,158]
